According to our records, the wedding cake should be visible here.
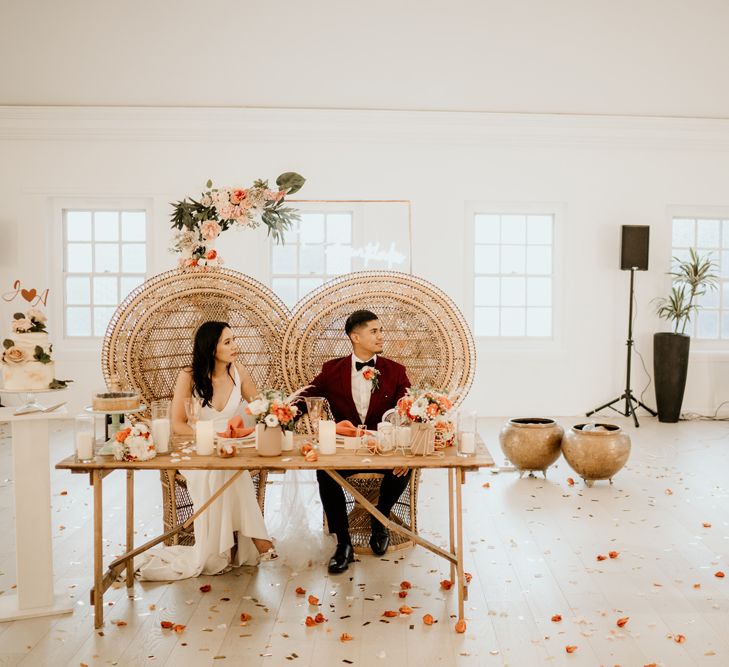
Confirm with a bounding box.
[1,308,55,391]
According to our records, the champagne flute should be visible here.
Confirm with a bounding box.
[182,397,201,446]
[304,397,324,444]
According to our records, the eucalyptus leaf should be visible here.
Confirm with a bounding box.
[276,172,306,195]
[3,339,13,349]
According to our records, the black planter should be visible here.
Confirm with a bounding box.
[653,332,690,423]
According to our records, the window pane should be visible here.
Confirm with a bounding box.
[67,243,92,272]
[722,311,729,339]
[474,307,499,336]
[326,246,352,274]
[527,277,551,307]
[272,244,297,274]
[271,278,297,308]
[93,307,116,337]
[67,211,92,241]
[671,248,691,270]
[299,244,325,274]
[526,307,551,336]
[120,275,144,300]
[672,218,695,247]
[696,219,720,247]
[526,246,551,274]
[527,216,552,244]
[94,211,119,241]
[121,244,146,272]
[474,245,499,274]
[474,215,500,243]
[697,287,719,309]
[723,281,729,307]
[501,277,525,307]
[721,251,729,279]
[474,277,499,306]
[501,215,526,244]
[66,307,91,337]
[93,276,118,305]
[723,220,729,248]
[95,244,119,272]
[327,214,352,243]
[695,310,719,339]
[299,214,325,243]
[66,276,90,305]
[121,211,146,241]
[501,308,525,336]
[501,245,525,274]
[299,278,323,298]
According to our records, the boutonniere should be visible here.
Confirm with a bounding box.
[362,367,380,394]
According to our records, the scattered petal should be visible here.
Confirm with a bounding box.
[715,571,726,578]
[455,619,467,633]
[305,616,316,627]
[665,488,673,495]
[160,621,174,629]
[464,572,473,583]
[617,617,629,628]
[240,613,252,622]
[383,610,398,617]
[673,634,686,644]
[565,645,578,653]
[482,482,491,488]
[398,591,408,598]
[551,614,562,623]
[440,580,453,590]
[295,587,306,595]
[340,632,353,641]
[423,614,434,625]
[702,522,712,528]
[173,624,186,633]
[199,584,212,593]
[398,605,413,615]
[567,477,575,486]
[608,551,619,559]
[314,613,327,624]
[596,554,607,561]
[400,581,412,590]
[308,595,319,606]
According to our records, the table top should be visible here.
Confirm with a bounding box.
[55,434,494,472]
[0,406,69,422]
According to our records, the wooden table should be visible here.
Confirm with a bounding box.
[56,437,493,628]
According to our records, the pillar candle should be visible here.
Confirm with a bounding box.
[318,419,336,455]
[195,420,215,456]
[282,430,294,452]
[459,432,476,455]
[152,418,171,454]
[76,431,94,461]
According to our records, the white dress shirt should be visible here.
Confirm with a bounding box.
[351,353,377,424]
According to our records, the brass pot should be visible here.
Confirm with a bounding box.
[561,423,630,486]
[498,417,564,477]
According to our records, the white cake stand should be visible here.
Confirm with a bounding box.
[0,386,67,414]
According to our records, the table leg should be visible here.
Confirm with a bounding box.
[125,470,134,588]
[93,470,104,628]
[455,467,465,620]
[448,468,455,583]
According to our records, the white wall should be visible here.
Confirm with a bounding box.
[2,107,729,417]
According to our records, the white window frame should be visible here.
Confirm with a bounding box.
[465,201,564,349]
[667,205,729,351]
[51,197,152,353]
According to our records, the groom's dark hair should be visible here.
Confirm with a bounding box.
[345,309,379,336]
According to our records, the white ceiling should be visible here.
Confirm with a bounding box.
[2,0,728,118]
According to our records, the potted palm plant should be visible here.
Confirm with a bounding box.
[654,248,718,422]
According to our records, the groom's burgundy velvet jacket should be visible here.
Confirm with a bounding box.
[305,355,411,430]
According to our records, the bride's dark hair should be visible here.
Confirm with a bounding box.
[191,321,234,408]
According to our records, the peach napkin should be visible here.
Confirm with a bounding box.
[217,415,254,439]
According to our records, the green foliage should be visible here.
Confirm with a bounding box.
[3,339,13,349]
[655,248,719,335]
[33,345,52,364]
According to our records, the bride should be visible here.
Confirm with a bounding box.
[136,320,275,580]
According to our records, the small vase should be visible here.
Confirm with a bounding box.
[410,421,435,456]
[256,424,282,457]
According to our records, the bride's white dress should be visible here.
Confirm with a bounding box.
[136,367,270,580]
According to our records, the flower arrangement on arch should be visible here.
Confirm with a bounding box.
[170,172,305,269]
[246,389,301,431]
[111,423,156,462]
[397,386,455,423]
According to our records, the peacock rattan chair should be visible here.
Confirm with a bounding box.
[102,267,290,545]
[282,270,476,553]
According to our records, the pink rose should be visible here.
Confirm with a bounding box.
[12,318,32,332]
[230,188,247,205]
[3,346,27,363]
[200,220,221,241]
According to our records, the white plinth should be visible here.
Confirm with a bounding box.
[0,407,74,622]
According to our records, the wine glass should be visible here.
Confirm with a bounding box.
[304,397,325,443]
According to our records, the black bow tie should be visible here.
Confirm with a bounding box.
[355,359,375,371]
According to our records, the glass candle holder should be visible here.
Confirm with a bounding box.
[304,397,325,443]
[75,414,95,462]
[151,400,171,454]
[457,410,478,457]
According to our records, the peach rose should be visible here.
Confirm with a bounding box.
[200,221,221,241]
[3,346,26,363]
[230,188,247,205]
[12,318,32,332]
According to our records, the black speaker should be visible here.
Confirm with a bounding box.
[620,225,650,271]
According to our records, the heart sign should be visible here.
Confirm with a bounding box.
[21,288,37,302]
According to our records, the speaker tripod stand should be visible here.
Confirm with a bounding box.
[587,267,657,428]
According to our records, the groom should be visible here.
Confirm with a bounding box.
[304,310,412,574]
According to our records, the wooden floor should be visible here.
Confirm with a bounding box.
[0,415,728,666]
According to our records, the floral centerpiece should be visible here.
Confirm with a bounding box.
[246,389,301,430]
[170,172,305,269]
[397,386,456,451]
[111,423,156,462]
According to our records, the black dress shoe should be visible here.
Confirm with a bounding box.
[328,543,354,574]
[369,523,390,556]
